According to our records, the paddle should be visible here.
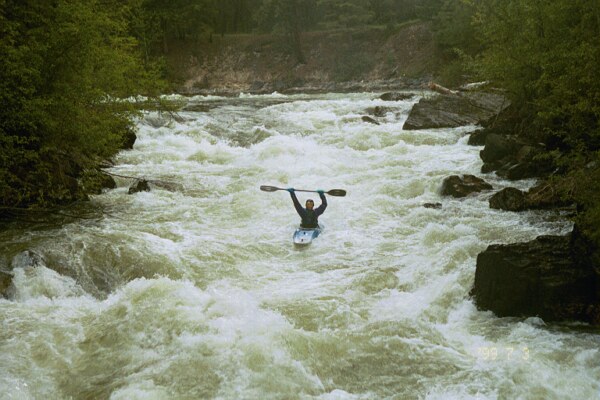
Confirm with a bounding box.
[260,185,346,197]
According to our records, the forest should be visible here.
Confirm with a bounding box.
[1,0,599,245]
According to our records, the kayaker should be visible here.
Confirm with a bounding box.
[286,188,327,228]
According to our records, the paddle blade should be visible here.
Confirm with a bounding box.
[326,189,346,197]
[260,185,281,192]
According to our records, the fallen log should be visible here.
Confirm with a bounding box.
[428,81,460,96]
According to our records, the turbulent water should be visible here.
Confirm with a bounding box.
[1,92,599,400]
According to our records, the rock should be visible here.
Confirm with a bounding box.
[100,173,116,190]
[480,134,520,164]
[128,179,150,194]
[489,187,527,211]
[504,162,544,180]
[404,91,510,130]
[0,270,12,297]
[481,161,503,174]
[467,129,488,146]
[122,127,137,149]
[11,250,45,269]
[525,181,571,209]
[366,106,395,118]
[571,225,600,306]
[380,92,415,101]
[440,175,493,198]
[472,234,599,323]
[423,202,442,209]
[361,116,380,125]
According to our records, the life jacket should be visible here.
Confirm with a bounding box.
[301,209,319,228]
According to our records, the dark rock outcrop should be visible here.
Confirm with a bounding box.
[121,127,137,150]
[472,233,599,324]
[480,134,521,164]
[361,116,380,125]
[81,170,117,195]
[128,179,150,194]
[403,91,509,130]
[380,92,415,101]
[480,134,553,180]
[467,129,488,146]
[423,202,442,209]
[441,175,493,198]
[489,181,574,212]
[489,187,527,211]
[0,270,11,297]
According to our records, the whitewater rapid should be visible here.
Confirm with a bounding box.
[0,92,598,399]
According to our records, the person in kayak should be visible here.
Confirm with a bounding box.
[286,188,327,229]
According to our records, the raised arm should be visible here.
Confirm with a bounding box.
[288,189,305,218]
[314,190,327,216]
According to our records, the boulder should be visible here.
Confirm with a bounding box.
[525,181,572,210]
[380,92,415,101]
[479,134,521,164]
[467,129,488,146]
[423,202,442,209]
[122,127,137,149]
[99,173,116,190]
[361,116,380,125]
[440,175,493,198]
[472,234,599,323]
[366,106,395,118]
[128,179,150,194]
[403,91,509,130]
[489,187,527,211]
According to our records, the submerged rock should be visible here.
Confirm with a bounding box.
[12,250,45,269]
[366,106,396,118]
[361,116,380,125]
[404,91,509,130]
[128,179,150,194]
[440,175,493,198]
[423,202,442,209]
[380,92,415,101]
[472,233,600,324]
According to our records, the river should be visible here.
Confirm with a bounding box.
[1,92,598,399]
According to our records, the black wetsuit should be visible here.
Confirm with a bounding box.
[290,191,327,228]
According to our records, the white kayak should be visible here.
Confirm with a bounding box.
[293,226,321,245]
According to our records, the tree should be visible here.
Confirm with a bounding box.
[256,0,319,63]
[317,0,373,29]
[0,0,164,208]
[475,0,600,149]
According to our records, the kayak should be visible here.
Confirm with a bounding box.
[293,226,321,245]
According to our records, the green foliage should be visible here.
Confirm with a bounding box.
[475,0,600,149]
[0,0,164,208]
[317,0,373,29]
[470,0,600,247]
[431,0,479,86]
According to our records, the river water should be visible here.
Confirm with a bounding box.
[0,92,598,399]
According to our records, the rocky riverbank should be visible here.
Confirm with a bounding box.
[415,86,599,325]
[168,22,436,95]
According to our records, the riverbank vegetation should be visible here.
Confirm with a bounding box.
[0,0,166,211]
[2,0,599,249]
[473,0,600,246]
